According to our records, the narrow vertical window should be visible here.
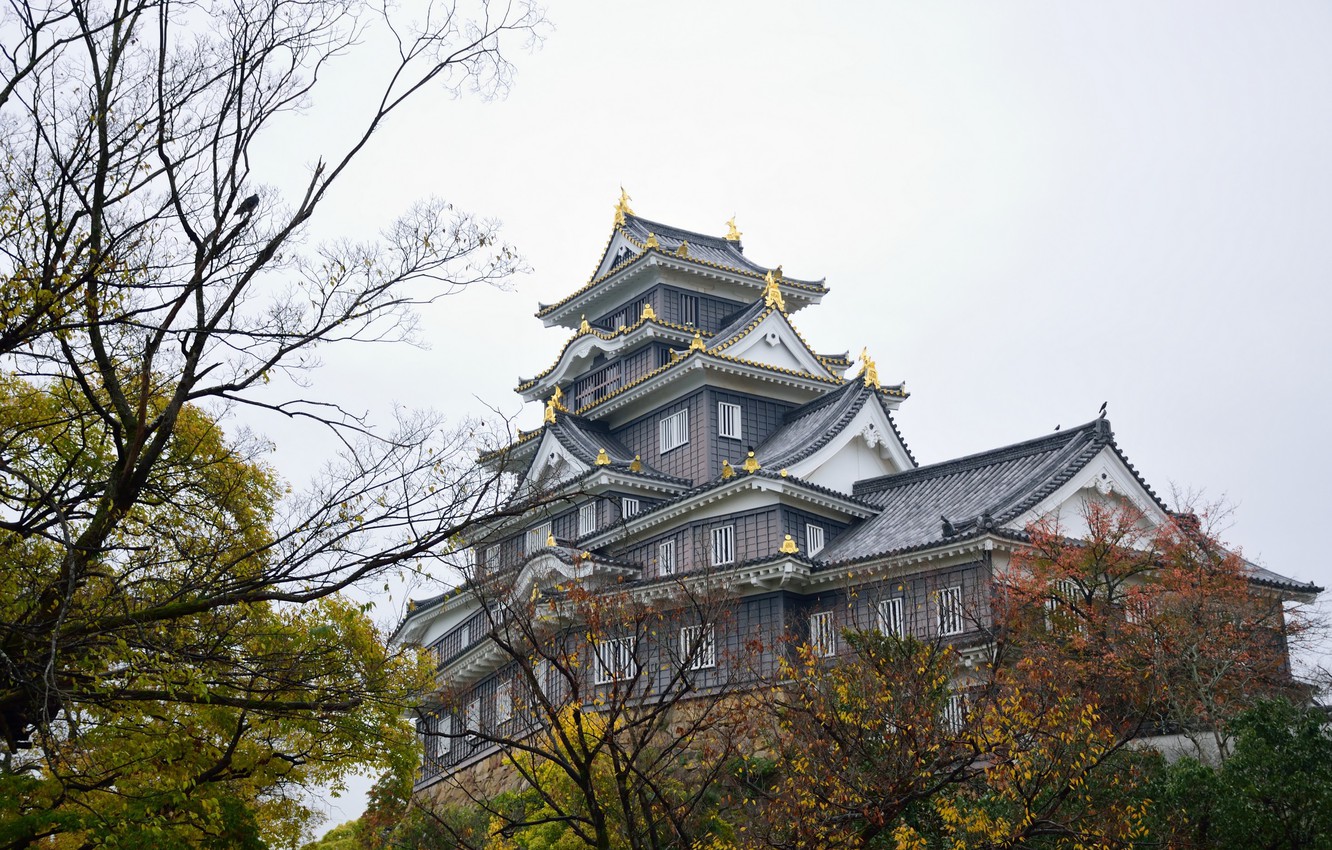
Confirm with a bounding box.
[679,624,716,669]
[485,545,500,569]
[942,692,967,734]
[809,611,836,658]
[621,497,640,518]
[658,539,677,575]
[659,408,689,452]
[465,698,482,738]
[805,523,825,556]
[594,637,637,684]
[877,597,904,638]
[718,401,742,439]
[525,522,551,554]
[710,525,734,566]
[495,681,513,724]
[935,586,964,636]
[578,502,596,536]
[680,294,699,326]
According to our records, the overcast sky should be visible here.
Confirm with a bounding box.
[269,0,1332,827]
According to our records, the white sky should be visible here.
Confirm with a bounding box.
[265,0,1332,829]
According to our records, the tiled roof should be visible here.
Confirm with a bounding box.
[515,316,704,393]
[818,420,1116,565]
[754,380,915,470]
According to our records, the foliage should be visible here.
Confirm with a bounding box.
[1152,698,1332,850]
[0,0,547,843]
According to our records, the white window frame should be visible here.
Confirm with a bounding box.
[621,497,640,518]
[525,522,552,554]
[495,681,513,724]
[679,624,716,670]
[805,523,825,556]
[877,597,904,638]
[710,525,735,566]
[578,502,596,536]
[485,544,500,569]
[430,713,453,761]
[810,611,836,658]
[718,401,742,440]
[465,698,482,738]
[594,637,638,685]
[658,539,677,575]
[1046,578,1080,629]
[942,692,967,734]
[659,409,689,453]
[935,585,964,636]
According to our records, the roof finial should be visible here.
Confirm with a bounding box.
[629,454,643,473]
[762,270,786,311]
[689,331,706,352]
[616,187,634,218]
[858,347,880,390]
[544,386,567,424]
[640,302,657,322]
[721,459,735,480]
[579,315,591,334]
[742,450,761,474]
[674,241,689,258]
[725,216,742,242]
[779,534,799,554]
[595,448,611,466]
[644,232,660,249]
[546,532,556,547]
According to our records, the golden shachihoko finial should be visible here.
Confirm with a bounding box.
[859,347,880,390]
[725,216,742,242]
[616,187,634,216]
[644,232,660,249]
[629,454,643,473]
[762,270,786,311]
[544,386,566,424]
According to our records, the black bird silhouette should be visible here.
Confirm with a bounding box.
[941,515,956,537]
[1054,424,1061,431]
[237,194,259,216]
[1098,401,1108,418]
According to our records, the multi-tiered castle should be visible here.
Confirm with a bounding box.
[395,195,1319,792]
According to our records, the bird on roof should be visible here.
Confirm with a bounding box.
[1054,424,1061,431]
[237,194,259,216]
[1098,401,1108,418]
[941,515,956,537]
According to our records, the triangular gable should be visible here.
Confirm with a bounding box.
[520,429,590,490]
[590,229,643,282]
[1008,444,1170,538]
[711,309,836,380]
[787,398,914,492]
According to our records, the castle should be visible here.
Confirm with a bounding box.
[394,195,1319,792]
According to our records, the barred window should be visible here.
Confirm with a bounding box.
[805,524,825,556]
[578,502,596,536]
[810,611,836,658]
[658,539,677,575]
[525,522,551,554]
[1046,578,1081,630]
[935,586,964,636]
[465,698,481,737]
[942,692,967,734]
[679,624,716,670]
[877,597,904,638]
[621,497,640,518]
[495,681,512,724]
[718,402,742,439]
[679,294,699,326]
[660,409,689,452]
[710,525,734,566]
[594,637,638,684]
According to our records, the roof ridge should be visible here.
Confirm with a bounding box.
[854,419,1107,496]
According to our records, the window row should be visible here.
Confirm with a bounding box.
[808,586,968,656]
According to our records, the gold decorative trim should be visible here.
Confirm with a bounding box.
[779,534,799,554]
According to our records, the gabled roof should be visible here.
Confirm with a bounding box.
[756,379,915,470]
[818,419,1120,565]
[519,414,679,482]
[536,213,828,324]
[515,315,702,396]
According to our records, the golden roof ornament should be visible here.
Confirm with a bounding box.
[644,232,660,249]
[674,241,689,258]
[779,468,788,478]
[762,270,786,311]
[629,454,643,473]
[689,331,706,352]
[858,347,881,390]
[640,302,657,322]
[595,448,611,466]
[579,315,591,334]
[779,534,799,554]
[616,187,634,217]
[725,216,742,242]
[721,459,735,480]
[546,532,556,547]
[742,450,761,473]
[543,386,566,424]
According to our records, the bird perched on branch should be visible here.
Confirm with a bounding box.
[237,194,259,216]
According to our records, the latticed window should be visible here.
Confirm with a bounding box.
[942,692,967,734]
[679,624,716,670]
[679,293,699,326]
[877,597,904,638]
[495,681,512,724]
[1046,578,1081,630]
[710,526,734,566]
[718,402,742,439]
[660,409,689,452]
[810,611,836,658]
[658,539,677,575]
[594,637,637,684]
[621,497,640,518]
[806,524,825,556]
[525,522,551,554]
[935,586,964,636]
[578,502,596,536]
[576,362,621,408]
